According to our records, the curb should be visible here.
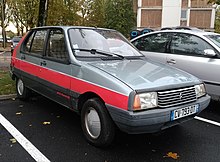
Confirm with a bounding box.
[0,94,17,101]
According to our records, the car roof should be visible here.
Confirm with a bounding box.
[131,29,220,41]
[31,26,117,32]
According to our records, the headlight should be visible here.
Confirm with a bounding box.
[133,92,158,111]
[194,84,206,98]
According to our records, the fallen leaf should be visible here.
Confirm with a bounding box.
[16,112,22,115]
[10,138,17,144]
[43,121,51,125]
[164,152,179,160]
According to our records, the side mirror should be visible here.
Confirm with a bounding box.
[204,49,216,57]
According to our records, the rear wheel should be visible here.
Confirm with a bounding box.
[81,98,115,147]
[16,78,30,100]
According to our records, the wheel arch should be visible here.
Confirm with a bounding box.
[77,92,105,112]
[11,73,17,81]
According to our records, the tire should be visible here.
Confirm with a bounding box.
[81,98,115,147]
[16,78,30,100]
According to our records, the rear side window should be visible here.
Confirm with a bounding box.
[22,30,47,56]
[45,29,68,62]
[23,32,34,53]
[31,30,47,55]
[170,33,214,56]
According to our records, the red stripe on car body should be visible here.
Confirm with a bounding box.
[14,59,129,110]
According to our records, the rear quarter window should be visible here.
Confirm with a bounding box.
[22,30,47,57]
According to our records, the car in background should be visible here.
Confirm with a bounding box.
[131,29,220,101]
[130,28,154,39]
[11,36,22,53]
[161,26,203,32]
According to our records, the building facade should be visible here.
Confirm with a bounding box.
[134,0,216,30]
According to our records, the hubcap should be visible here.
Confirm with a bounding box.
[17,79,24,96]
[85,107,101,139]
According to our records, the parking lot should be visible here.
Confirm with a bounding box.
[0,96,220,162]
[0,52,11,68]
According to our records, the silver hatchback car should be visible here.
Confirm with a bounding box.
[131,30,220,101]
[10,26,210,147]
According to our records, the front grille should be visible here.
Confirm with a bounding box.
[158,86,197,108]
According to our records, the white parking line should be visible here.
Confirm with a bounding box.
[195,116,220,127]
[0,114,50,162]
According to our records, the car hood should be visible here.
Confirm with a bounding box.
[88,59,200,91]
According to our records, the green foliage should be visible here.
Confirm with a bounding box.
[215,7,220,33]
[7,0,39,34]
[47,0,79,26]
[104,0,136,37]
[6,30,15,38]
[208,0,220,4]
[5,0,136,37]
[86,0,106,27]
[0,69,16,95]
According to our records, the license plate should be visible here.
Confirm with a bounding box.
[171,104,199,121]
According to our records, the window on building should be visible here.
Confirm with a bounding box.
[181,9,187,20]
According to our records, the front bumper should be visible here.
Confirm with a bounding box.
[107,94,210,134]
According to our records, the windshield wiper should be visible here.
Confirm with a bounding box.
[73,48,124,59]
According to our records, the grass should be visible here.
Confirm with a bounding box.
[0,68,16,95]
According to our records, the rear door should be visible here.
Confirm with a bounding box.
[19,29,47,91]
[167,33,220,97]
[38,28,72,107]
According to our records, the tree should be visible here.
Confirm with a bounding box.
[208,0,220,4]
[38,0,48,26]
[215,6,220,33]
[87,0,106,27]
[5,0,136,37]
[207,0,220,33]
[104,0,136,37]
[1,0,6,47]
[7,0,39,34]
[47,0,79,26]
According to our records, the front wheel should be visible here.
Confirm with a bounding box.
[16,78,30,100]
[81,98,115,147]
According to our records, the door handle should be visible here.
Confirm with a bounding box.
[40,61,47,66]
[167,59,176,64]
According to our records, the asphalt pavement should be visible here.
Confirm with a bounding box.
[0,96,220,162]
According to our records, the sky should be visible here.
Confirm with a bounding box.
[6,22,17,33]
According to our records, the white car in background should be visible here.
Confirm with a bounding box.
[131,29,220,101]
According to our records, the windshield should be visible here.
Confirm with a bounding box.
[205,34,220,48]
[68,28,142,57]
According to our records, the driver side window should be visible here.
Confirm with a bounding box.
[133,33,170,53]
